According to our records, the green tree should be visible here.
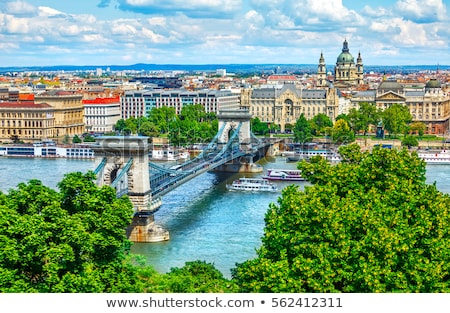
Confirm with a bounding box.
[251,117,269,135]
[310,113,333,136]
[409,121,427,138]
[232,144,450,292]
[114,119,127,133]
[293,114,313,143]
[72,134,82,144]
[147,261,238,293]
[331,119,355,145]
[139,120,160,137]
[382,104,412,138]
[402,135,419,148]
[347,102,379,136]
[147,107,177,134]
[0,172,144,292]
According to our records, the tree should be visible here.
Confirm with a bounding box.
[402,135,419,148]
[347,102,379,136]
[72,134,82,144]
[251,117,269,135]
[0,172,144,292]
[147,261,238,293]
[331,119,355,145]
[382,104,412,138]
[293,114,313,143]
[310,113,333,136]
[409,121,427,138]
[232,144,450,292]
[147,107,177,134]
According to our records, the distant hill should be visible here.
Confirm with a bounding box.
[0,63,448,75]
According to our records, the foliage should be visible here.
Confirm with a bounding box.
[147,106,177,134]
[0,172,142,292]
[409,121,427,138]
[147,261,238,293]
[293,114,313,143]
[72,135,82,144]
[330,119,355,145]
[83,135,96,142]
[251,117,269,135]
[401,135,419,148]
[382,104,412,138]
[310,113,333,136]
[232,144,450,292]
[347,102,380,136]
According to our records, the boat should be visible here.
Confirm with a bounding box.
[226,177,280,192]
[286,149,341,163]
[149,146,190,161]
[0,143,94,159]
[262,168,305,181]
[417,150,450,165]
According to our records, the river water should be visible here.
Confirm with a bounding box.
[1,156,450,277]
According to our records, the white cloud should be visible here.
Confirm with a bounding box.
[395,0,447,22]
[5,1,36,16]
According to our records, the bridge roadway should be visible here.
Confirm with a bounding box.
[149,148,246,199]
[147,139,273,200]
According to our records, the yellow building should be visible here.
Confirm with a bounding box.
[240,84,339,132]
[34,90,85,139]
[0,101,55,142]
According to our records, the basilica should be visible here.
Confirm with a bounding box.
[318,39,364,88]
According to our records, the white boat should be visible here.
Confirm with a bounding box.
[226,177,280,192]
[286,149,341,163]
[417,150,450,165]
[262,169,305,181]
[149,146,190,161]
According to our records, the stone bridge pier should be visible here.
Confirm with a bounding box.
[92,136,169,243]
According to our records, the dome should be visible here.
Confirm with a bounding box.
[336,52,354,64]
[378,80,403,92]
[425,78,441,88]
[336,39,354,64]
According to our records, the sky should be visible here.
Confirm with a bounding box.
[0,0,448,67]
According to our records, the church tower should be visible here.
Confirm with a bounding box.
[334,39,363,88]
[356,51,364,85]
[317,51,327,87]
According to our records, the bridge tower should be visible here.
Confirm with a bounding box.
[92,136,169,243]
[217,109,252,149]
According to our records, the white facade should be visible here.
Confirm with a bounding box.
[83,98,121,133]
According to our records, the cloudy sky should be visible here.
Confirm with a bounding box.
[0,0,448,67]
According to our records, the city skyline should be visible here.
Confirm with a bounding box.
[0,0,449,67]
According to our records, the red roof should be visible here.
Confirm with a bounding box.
[82,96,120,105]
[267,75,297,81]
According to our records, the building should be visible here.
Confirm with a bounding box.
[351,78,450,135]
[0,101,55,142]
[120,89,240,119]
[83,96,121,133]
[240,84,339,132]
[34,90,85,139]
[333,39,364,88]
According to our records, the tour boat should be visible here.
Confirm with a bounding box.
[286,149,341,163]
[417,150,450,165]
[262,169,305,181]
[226,177,280,192]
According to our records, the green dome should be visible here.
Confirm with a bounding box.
[336,52,354,64]
[336,39,354,64]
[425,78,441,88]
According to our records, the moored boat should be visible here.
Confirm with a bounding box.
[262,169,305,181]
[226,177,280,192]
[417,150,450,165]
[286,149,341,163]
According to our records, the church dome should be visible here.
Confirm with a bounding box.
[425,78,441,88]
[336,39,354,64]
[336,51,354,64]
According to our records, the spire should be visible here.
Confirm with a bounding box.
[319,51,325,63]
[342,39,349,53]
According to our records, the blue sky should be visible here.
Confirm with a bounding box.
[0,0,448,67]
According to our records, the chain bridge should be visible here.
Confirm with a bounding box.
[90,109,281,242]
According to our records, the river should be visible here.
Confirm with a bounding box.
[1,156,450,277]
